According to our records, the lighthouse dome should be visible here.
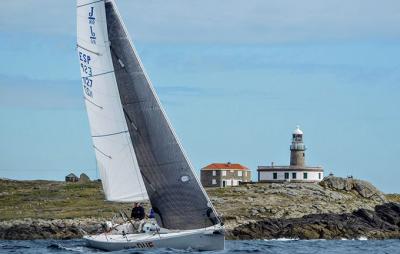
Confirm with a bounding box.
[293,126,303,135]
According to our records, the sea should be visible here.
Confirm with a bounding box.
[1,239,399,254]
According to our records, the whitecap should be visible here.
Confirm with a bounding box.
[263,238,299,241]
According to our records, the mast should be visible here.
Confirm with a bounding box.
[105,0,221,230]
[76,0,148,202]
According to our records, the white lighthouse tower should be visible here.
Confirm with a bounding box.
[290,126,306,167]
[257,126,324,183]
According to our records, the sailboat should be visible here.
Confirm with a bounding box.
[76,0,224,251]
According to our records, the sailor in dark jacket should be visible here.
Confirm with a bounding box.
[131,202,145,220]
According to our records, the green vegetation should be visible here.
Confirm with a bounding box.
[386,194,400,203]
[0,179,132,221]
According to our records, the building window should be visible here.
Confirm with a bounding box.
[303,172,308,179]
[284,172,289,179]
[244,171,247,177]
[212,179,216,185]
[318,172,321,179]
[273,173,278,180]
[212,170,216,176]
[292,172,297,179]
[222,170,226,176]
[230,170,234,173]
[238,171,242,177]
[303,153,305,157]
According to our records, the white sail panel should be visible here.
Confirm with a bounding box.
[77,0,148,202]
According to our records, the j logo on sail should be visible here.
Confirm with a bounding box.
[90,26,96,44]
[88,7,95,24]
[88,7,96,44]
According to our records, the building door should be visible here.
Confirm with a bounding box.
[222,180,226,187]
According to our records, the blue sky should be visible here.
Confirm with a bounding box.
[0,0,399,193]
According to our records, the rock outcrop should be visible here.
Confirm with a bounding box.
[208,177,386,230]
[0,218,103,240]
[1,203,399,241]
[229,202,400,240]
[319,176,385,200]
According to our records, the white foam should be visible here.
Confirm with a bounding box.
[264,238,299,241]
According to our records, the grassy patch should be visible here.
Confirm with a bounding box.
[385,194,400,203]
[0,180,133,221]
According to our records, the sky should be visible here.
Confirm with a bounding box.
[0,0,399,193]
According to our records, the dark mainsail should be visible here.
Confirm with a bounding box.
[105,2,219,230]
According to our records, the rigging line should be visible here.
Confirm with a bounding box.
[92,130,128,138]
[122,108,138,131]
[84,97,103,109]
[76,44,101,56]
[109,45,121,62]
[109,42,147,200]
[120,113,148,201]
[118,90,147,201]
[110,45,145,76]
[92,70,115,77]
[93,145,112,159]
[81,70,114,79]
[110,45,134,73]
[77,0,104,8]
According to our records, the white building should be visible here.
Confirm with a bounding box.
[258,126,324,183]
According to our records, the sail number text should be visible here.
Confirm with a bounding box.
[79,51,94,98]
[136,242,154,248]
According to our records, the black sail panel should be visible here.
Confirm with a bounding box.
[105,2,219,230]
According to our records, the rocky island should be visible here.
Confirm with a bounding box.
[0,176,399,240]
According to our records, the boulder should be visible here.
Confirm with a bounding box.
[319,176,353,191]
[319,176,385,201]
[375,202,400,226]
[79,173,90,183]
[353,179,382,199]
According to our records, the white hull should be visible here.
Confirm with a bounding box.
[84,226,225,251]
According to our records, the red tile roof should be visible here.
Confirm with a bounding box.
[202,163,249,170]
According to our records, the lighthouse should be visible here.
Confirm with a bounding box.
[257,126,324,183]
[290,126,306,167]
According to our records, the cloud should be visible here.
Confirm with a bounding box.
[1,0,399,43]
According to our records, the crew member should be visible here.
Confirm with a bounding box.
[131,202,145,220]
[148,208,155,219]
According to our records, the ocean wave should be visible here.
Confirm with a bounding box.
[263,238,299,241]
[0,243,30,250]
[47,243,87,253]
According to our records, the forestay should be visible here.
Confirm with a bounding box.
[76,0,148,202]
[104,1,220,230]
